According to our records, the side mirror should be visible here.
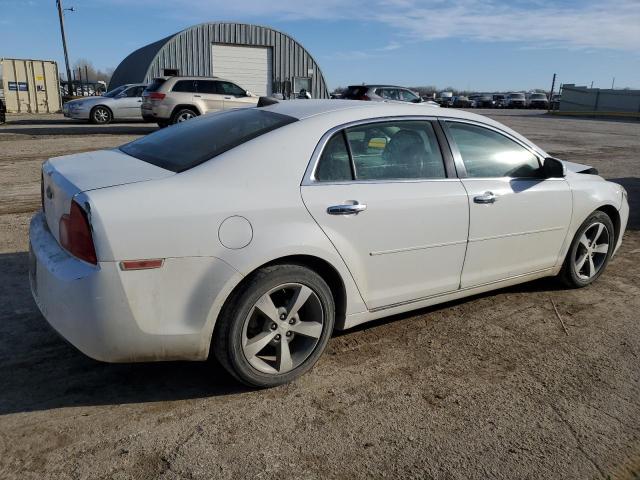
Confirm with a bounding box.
[116,92,126,98]
[245,91,254,97]
[411,97,423,103]
[542,157,566,178]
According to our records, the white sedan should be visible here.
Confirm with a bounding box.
[30,100,629,387]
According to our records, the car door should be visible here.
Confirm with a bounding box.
[113,86,144,119]
[442,120,572,288]
[196,80,225,113]
[217,81,255,110]
[301,119,469,311]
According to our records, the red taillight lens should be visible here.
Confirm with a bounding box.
[149,92,166,100]
[357,95,371,101]
[59,201,97,265]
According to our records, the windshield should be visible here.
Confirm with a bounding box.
[103,85,127,98]
[120,108,297,172]
[530,94,547,99]
[510,93,525,99]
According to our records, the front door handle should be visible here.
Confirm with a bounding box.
[327,202,367,215]
[474,191,496,204]
[194,95,201,98]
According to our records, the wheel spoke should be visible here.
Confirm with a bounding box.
[593,243,609,254]
[579,234,590,250]
[286,285,313,320]
[588,256,596,277]
[593,224,605,244]
[575,252,588,273]
[276,339,293,372]
[254,293,280,322]
[289,321,323,339]
[244,330,277,358]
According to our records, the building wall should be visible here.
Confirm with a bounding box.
[560,84,640,115]
[110,23,329,99]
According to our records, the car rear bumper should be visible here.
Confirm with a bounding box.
[615,192,630,256]
[29,212,242,363]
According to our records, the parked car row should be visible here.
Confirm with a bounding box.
[63,76,260,126]
[436,91,552,109]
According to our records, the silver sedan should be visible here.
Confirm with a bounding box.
[62,84,147,124]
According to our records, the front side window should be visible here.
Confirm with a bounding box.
[447,122,541,178]
[315,121,446,181]
[197,80,218,94]
[217,81,246,96]
[399,89,419,102]
[120,109,297,172]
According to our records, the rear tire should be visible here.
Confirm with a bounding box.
[171,108,198,124]
[90,106,112,125]
[213,264,335,387]
[558,211,615,288]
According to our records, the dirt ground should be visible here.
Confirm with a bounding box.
[0,111,639,480]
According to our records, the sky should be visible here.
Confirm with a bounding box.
[1,0,639,92]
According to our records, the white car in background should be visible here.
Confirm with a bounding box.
[30,100,629,387]
[62,84,147,124]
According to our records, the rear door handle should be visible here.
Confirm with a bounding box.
[327,202,367,215]
[474,191,496,204]
[194,95,201,98]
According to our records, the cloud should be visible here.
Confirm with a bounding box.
[129,0,640,52]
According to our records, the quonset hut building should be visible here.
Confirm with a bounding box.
[109,22,329,99]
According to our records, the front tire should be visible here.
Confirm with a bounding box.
[90,106,112,124]
[213,264,335,387]
[559,211,615,288]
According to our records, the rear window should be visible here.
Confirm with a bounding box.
[342,86,369,99]
[119,109,297,172]
[144,78,166,93]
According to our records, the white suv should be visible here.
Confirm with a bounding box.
[141,76,259,127]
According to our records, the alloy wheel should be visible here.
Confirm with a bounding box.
[177,111,194,122]
[241,283,324,375]
[93,108,109,124]
[573,221,610,280]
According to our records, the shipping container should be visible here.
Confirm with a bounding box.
[0,58,61,113]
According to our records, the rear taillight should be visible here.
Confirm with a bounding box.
[357,95,371,101]
[149,92,166,100]
[59,201,97,265]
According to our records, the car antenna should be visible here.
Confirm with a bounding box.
[257,97,279,108]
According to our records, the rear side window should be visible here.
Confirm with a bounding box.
[315,121,446,182]
[172,80,198,93]
[342,86,368,99]
[120,109,297,172]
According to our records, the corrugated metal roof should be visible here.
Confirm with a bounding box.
[109,23,329,98]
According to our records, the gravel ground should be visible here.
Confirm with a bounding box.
[0,111,639,480]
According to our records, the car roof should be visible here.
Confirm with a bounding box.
[261,99,482,122]
[348,85,411,89]
[259,99,547,156]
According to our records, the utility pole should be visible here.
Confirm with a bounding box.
[56,0,73,95]
[548,73,556,112]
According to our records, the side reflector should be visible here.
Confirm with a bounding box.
[119,259,164,271]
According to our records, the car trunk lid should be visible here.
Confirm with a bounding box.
[42,149,174,243]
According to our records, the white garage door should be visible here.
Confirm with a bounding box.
[211,45,272,96]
